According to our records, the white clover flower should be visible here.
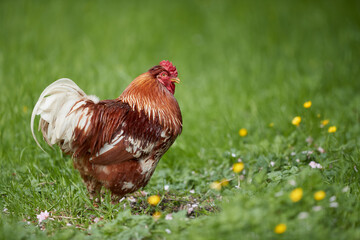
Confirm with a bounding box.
[289,180,296,186]
[317,147,325,153]
[342,186,350,192]
[37,210,49,224]
[312,206,322,212]
[275,191,284,197]
[187,207,194,214]
[298,212,309,219]
[330,202,339,208]
[309,161,322,169]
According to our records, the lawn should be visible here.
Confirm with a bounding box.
[0,0,360,239]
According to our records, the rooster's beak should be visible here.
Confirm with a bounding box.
[171,77,180,84]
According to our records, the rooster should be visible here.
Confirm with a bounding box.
[31,60,182,203]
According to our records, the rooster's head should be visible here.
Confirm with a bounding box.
[149,60,180,95]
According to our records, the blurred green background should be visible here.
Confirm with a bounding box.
[0,0,359,239]
[1,0,359,166]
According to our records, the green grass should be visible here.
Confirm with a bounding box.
[1,0,360,239]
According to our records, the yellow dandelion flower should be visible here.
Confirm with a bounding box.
[147,195,161,206]
[274,223,287,234]
[220,178,229,187]
[210,181,222,191]
[239,128,248,137]
[314,190,326,201]
[321,119,329,126]
[290,188,303,202]
[232,162,244,173]
[292,116,301,126]
[328,126,337,133]
[303,101,312,108]
[22,106,28,113]
[269,122,274,128]
[152,211,161,220]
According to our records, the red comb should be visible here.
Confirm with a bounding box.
[160,60,178,77]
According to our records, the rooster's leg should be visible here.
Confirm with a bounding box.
[111,193,124,205]
[73,158,102,203]
[83,176,102,203]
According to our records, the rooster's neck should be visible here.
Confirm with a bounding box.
[119,73,182,135]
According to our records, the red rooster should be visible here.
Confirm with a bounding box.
[31,60,182,203]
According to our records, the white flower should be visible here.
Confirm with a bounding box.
[329,196,336,202]
[302,150,313,155]
[296,159,300,163]
[312,206,322,212]
[317,147,325,153]
[289,180,296,186]
[37,210,50,224]
[187,207,194,214]
[66,223,72,226]
[3,208,8,213]
[231,153,236,157]
[189,189,195,194]
[309,161,317,168]
[309,161,322,169]
[291,152,296,156]
[270,161,275,167]
[127,196,136,202]
[165,214,173,220]
[164,185,170,191]
[275,191,283,197]
[330,202,339,208]
[165,229,172,234]
[237,158,242,162]
[94,217,100,223]
[298,212,309,219]
[342,186,350,192]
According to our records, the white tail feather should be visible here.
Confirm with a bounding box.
[31,78,99,153]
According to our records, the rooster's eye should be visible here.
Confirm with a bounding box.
[161,73,167,77]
